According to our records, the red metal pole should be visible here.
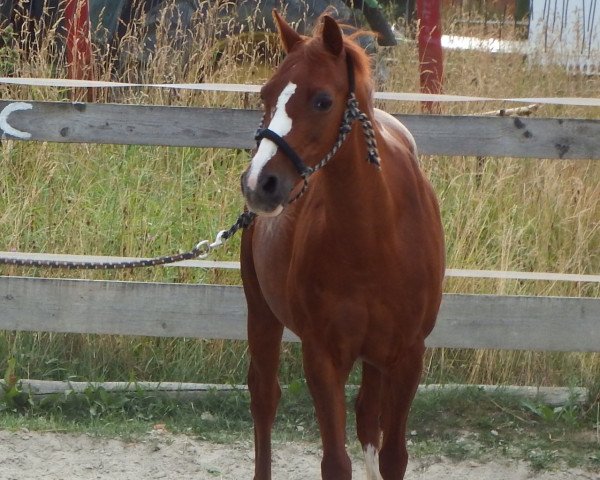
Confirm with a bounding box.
[417,0,444,113]
[64,0,94,99]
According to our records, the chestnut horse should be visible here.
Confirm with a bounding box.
[240,11,444,480]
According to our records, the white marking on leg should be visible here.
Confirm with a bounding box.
[364,443,383,480]
[247,82,297,190]
[0,102,33,139]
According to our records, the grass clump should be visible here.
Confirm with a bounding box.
[407,387,600,470]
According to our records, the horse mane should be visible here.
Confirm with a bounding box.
[342,34,374,92]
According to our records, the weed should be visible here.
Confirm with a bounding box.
[0,25,18,75]
[527,448,558,471]
[0,358,31,413]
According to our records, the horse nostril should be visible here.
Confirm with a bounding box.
[260,175,279,195]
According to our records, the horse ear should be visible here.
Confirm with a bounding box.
[272,9,302,53]
[321,15,344,57]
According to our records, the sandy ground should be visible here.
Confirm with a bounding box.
[0,429,596,480]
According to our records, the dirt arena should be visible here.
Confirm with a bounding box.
[0,429,596,479]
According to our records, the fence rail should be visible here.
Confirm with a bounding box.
[2,100,600,159]
[0,99,599,353]
[2,251,600,283]
[0,276,599,352]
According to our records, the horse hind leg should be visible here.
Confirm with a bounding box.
[378,343,425,480]
[355,361,384,480]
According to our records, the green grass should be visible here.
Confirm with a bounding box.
[408,387,600,470]
[1,384,598,471]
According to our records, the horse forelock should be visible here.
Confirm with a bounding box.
[307,15,374,89]
[299,34,373,96]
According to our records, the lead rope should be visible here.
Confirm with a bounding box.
[0,211,256,270]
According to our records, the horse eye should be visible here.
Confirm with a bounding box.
[313,93,333,112]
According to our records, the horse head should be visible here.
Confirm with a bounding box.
[241,10,374,216]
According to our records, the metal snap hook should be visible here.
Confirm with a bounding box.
[194,240,211,259]
[210,230,227,250]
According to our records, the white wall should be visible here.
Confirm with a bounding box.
[529,0,600,73]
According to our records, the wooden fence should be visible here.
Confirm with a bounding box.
[1,99,599,353]
[1,100,600,158]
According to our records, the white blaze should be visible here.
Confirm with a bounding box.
[364,444,383,480]
[247,82,297,190]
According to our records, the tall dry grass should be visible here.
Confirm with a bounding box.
[0,3,598,391]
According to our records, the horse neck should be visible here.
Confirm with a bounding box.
[317,121,393,234]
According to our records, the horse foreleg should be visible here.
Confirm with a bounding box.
[355,361,383,480]
[378,343,425,480]
[247,302,284,480]
[302,342,353,480]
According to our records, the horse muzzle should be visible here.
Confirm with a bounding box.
[241,170,291,217]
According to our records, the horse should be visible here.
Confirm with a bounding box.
[239,11,445,480]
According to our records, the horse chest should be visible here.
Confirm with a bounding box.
[251,218,410,339]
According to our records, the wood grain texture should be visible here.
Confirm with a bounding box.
[1,100,599,159]
[428,293,600,351]
[1,277,598,352]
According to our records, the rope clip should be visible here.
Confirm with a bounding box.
[210,230,227,250]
